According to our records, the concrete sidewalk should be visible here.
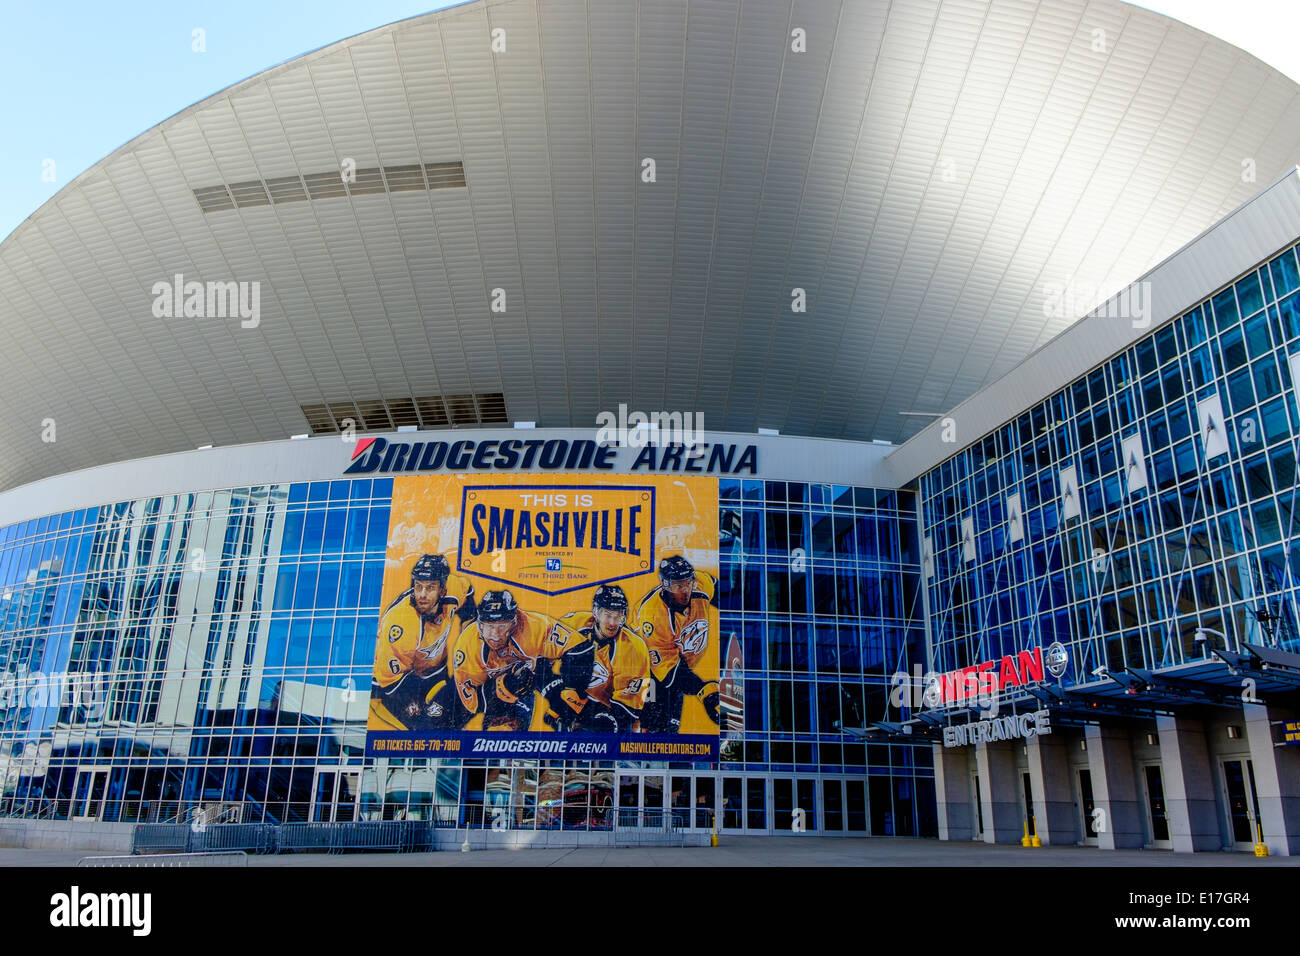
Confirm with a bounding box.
[4,836,1298,867]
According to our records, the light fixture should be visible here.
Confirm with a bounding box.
[1146,733,1159,746]
[1195,627,1228,653]
[1227,726,1243,739]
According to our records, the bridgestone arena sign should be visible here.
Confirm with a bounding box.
[942,710,1052,748]
[345,436,759,476]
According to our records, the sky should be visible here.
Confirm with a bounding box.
[0,0,1297,243]
[0,1,462,241]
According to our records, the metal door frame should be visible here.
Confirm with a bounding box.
[1219,758,1258,851]
[71,766,109,821]
[311,768,360,823]
[1139,761,1172,849]
[1076,767,1098,846]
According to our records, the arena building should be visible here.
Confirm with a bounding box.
[2,0,1300,853]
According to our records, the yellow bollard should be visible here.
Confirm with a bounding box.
[1021,820,1032,847]
[1030,818,1042,848]
[1254,820,1269,858]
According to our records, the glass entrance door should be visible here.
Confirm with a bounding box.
[669,776,692,829]
[312,769,360,823]
[643,775,665,824]
[823,779,844,831]
[615,773,674,826]
[617,773,638,823]
[336,771,359,822]
[1222,759,1261,849]
[1142,764,1171,847]
[694,777,716,831]
[722,777,743,830]
[71,768,109,821]
[1021,772,1035,842]
[1077,768,1098,845]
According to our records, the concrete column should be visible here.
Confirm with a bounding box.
[932,743,974,841]
[1155,714,1221,852]
[1085,724,1144,849]
[975,740,1021,844]
[1244,703,1300,855]
[1026,732,1078,846]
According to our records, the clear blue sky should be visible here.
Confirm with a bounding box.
[0,0,463,242]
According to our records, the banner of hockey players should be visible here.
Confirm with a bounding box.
[365,474,720,762]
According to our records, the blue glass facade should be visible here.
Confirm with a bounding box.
[920,239,1300,686]
[0,474,933,836]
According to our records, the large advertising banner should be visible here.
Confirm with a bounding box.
[365,474,720,762]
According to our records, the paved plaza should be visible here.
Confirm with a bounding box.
[4,837,1299,867]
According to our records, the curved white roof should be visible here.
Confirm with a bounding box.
[2,0,1299,492]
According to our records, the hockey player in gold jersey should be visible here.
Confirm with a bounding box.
[537,585,651,733]
[451,589,591,731]
[634,554,720,734]
[369,553,476,731]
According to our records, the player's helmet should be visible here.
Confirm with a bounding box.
[477,589,519,622]
[411,553,450,584]
[659,555,695,581]
[592,584,629,613]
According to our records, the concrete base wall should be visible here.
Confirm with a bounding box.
[0,819,709,854]
[933,744,975,841]
[977,742,1023,844]
[0,819,134,853]
[1027,733,1079,846]
[1086,724,1146,849]
[435,829,710,850]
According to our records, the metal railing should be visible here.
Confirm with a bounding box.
[79,851,248,867]
[613,808,689,846]
[130,820,435,855]
[125,808,699,854]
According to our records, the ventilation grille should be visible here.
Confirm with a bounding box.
[302,393,507,435]
[193,161,467,213]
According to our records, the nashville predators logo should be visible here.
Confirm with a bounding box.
[426,701,444,717]
[680,618,709,654]
[416,635,448,663]
[388,625,403,643]
[589,660,611,688]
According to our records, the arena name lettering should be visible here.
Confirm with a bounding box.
[365,732,719,761]
[942,710,1052,748]
[466,498,646,556]
[344,436,758,475]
